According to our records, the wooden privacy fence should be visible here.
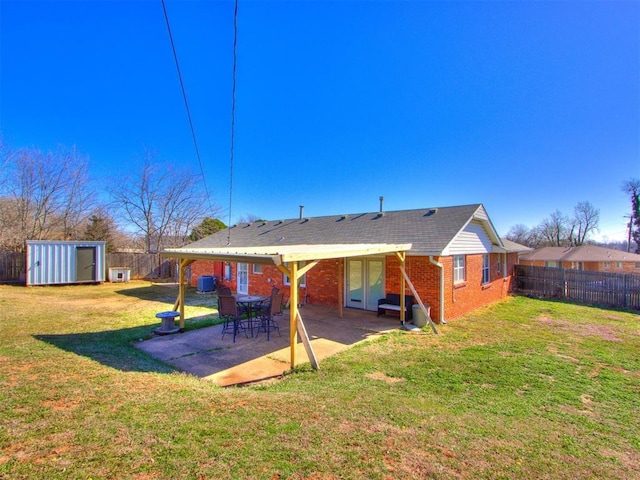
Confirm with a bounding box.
[514,264,640,310]
[0,252,24,282]
[0,252,176,283]
[105,253,176,280]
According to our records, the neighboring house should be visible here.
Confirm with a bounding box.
[175,204,524,323]
[519,245,640,274]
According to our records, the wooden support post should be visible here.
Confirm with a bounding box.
[399,264,439,334]
[289,261,299,368]
[337,260,343,318]
[178,259,186,329]
[296,310,319,370]
[400,254,406,323]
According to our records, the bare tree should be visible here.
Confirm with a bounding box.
[539,210,570,247]
[569,201,600,246]
[108,150,217,253]
[623,178,640,253]
[238,213,262,224]
[0,145,95,251]
[505,224,531,246]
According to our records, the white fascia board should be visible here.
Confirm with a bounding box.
[163,243,412,265]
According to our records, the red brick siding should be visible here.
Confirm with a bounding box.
[385,256,442,322]
[190,253,517,322]
[244,259,343,306]
[444,253,514,320]
[189,260,224,287]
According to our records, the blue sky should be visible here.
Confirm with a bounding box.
[1,0,638,241]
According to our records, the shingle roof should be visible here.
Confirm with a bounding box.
[520,245,640,263]
[187,204,489,255]
[499,238,533,253]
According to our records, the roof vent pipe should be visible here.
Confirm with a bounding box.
[379,196,384,213]
[299,205,304,219]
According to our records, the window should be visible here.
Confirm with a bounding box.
[635,262,640,269]
[224,263,232,281]
[453,255,465,283]
[545,261,558,268]
[253,264,263,274]
[283,262,306,287]
[482,254,490,284]
[497,254,502,274]
[616,262,623,269]
[603,262,611,269]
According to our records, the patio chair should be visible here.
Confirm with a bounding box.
[217,285,232,296]
[218,295,247,343]
[255,292,284,341]
[254,286,280,317]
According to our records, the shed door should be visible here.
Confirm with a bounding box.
[76,247,96,282]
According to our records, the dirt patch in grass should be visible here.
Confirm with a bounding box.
[538,315,623,342]
[365,371,406,384]
[599,447,640,472]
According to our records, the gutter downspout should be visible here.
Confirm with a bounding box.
[429,255,447,325]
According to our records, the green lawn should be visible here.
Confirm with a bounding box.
[1,281,638,479]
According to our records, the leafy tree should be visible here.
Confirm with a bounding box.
[623,178,640,253]
[84,209,117,253]
[189,217,226,241]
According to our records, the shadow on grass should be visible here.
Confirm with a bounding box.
[34,314,217,374]
[113,284,182,303]
[113,283,218,308]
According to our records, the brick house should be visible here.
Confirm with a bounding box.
[170,204,525,324]
[519,245,640,274]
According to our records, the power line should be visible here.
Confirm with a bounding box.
[160,0,212,211]
[227,0,239,245]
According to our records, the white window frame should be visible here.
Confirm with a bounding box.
[453,255,465,284]
[237,263,249,294]
[283,261,306,287]
[252,264,263,274]
[482,254,490,285]
[224,263,232,281]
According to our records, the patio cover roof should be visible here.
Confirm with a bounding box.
[164,241,436,371]
[164,243,413,265]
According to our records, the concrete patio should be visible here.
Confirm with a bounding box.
[136,305,405,386]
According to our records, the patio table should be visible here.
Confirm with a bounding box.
[234,295,267,336]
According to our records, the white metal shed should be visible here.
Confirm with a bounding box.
[25,240,106,286]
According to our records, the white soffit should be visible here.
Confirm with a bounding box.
[164,243,412,265]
